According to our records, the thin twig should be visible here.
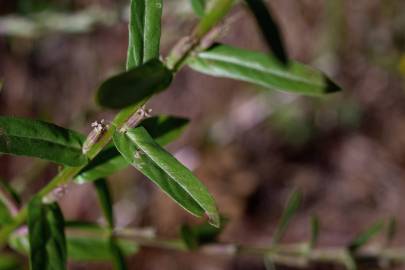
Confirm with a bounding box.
[112,227,405,269]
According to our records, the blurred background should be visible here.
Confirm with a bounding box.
[1,0,405,269]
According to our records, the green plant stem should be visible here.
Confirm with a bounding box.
[193,0,235,38]
[112,228,405,269]
[166,0,235,72]
[0,0,236,249]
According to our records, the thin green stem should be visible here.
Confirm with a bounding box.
[166,0,235,72]
[193,0,235,38]
[112,228,405,269]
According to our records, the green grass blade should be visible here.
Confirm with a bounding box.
[348,220,385,252]
[309,215,320,249]
[272,190,301,245]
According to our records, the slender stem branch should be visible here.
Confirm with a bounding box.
[166,0,235,72]
[112,227,405,269]
[0,0,237,249]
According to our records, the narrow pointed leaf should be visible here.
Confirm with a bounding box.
[140,116,190,146]
[9,233,138,262]
[127,0,163,69]
[94,179,114,228]
[309,215,319,249]
[386,217,397,245]
[190,0,206,17]
[75,116,189,183]
[76,145,127,184]
[97,59,172,109]
[94,180,127,269]
[113,126,220,227]
[0,181,17,227]
[0,181,20,206]
[0,117,87,166]
[109,238,127,270]
[348,220,385,252]
[245,0,288,64]
[272,190,301,245]
[188,44,341,96]
[28,197,67,270]
[0,201,12,227]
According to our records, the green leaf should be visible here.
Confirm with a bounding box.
[9,232,138,262]
[140,116,190,146]
[113,126,220,227]
[188,44,341,96]
[244,0,287,64]
[68,236,136,262]
[75,116,189,183]
[96,59,172,109]
[309,215,319,249]
[272,190,301,245]
[93,179,127,269]
[190,0,206,17]
[0,200,12,227]
[76,145,127,184]
[94,179,114,228]
[348,220,385,252]
[0,180,17,227]
[64,220,102,231]
[180,218,225,250]
[28,197,67,270]
[109,238,127,270]
[127,0,163,69]
[0,116,87,166]
[386,217,397,245]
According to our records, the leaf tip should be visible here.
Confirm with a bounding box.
[324,77,342,94]
[206,212,221,228]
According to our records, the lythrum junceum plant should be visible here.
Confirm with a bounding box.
[0,0,402,269]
